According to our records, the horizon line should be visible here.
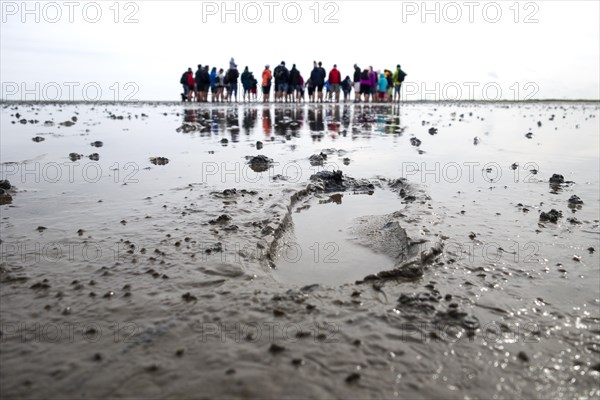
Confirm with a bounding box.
[2,99,599,105]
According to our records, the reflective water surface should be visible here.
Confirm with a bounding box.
[1,101,599,399]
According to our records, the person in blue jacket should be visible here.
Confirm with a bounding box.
[324,80,331,102]
[210,67,217,102]
[378,73,388,102]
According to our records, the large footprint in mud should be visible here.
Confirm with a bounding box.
[267,170,444,286]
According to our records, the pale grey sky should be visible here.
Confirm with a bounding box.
[1,0,599,100]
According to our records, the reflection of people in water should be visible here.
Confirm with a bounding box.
[308,105,325,133]
[242,109,257,134]
[226,110,239,142]
[183,109,196,123]
[308,105,325,142]
[211,109,220,133]
[262,107,272,137]
[326,105,341,139]
[341,105,351,131]
[384,104,402,134]
[291,108,303,132]
[274,108,287,136]
[327,105,341,131]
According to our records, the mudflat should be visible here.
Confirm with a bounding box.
[1,101,599,399]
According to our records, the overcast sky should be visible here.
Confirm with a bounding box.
[1,0,599,101]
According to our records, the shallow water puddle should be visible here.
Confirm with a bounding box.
[274,189,403,286]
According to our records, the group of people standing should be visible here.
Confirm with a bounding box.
[179,58,407,103]
[179,58,257,103]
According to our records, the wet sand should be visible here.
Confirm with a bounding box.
[1,101,599,399]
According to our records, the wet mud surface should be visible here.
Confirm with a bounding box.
[1,101,599,399]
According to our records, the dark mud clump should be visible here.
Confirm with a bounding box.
[318,193,343,205]
[362,261,423,281]
[0,188,13,205]
[88,153,100,161]
[308,170,374,193]
[69,153,82,161]
[181,292,197,302]
[548,173,575,194]
[410,137,422,147]
[389,178,419,203]
[269,343,286,354]
[428,127,438,135]
[359,243,442,283]
[150,157,169,166]
[91,141,103,148]
[517,351,530,362]
[568,195,584,205]
[31,136,45,142]
[539,209,562,223]
[246,155,273,173]
[309,152,327,166]
[549,174,565,184]
[209,214,232,225]
[176,122,208,133]
[1,179,16,205]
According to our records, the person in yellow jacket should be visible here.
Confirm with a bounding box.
[384,69,393,102]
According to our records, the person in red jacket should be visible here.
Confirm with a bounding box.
[328,64,341,103]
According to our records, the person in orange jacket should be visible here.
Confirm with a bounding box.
[262,65,272,103]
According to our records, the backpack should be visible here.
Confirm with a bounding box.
[224,73,230,85]
[180,73,187,85]
[361,70,369,80]
[276,67,286,81]
[225,69,236,85]
[398,70,406,83]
